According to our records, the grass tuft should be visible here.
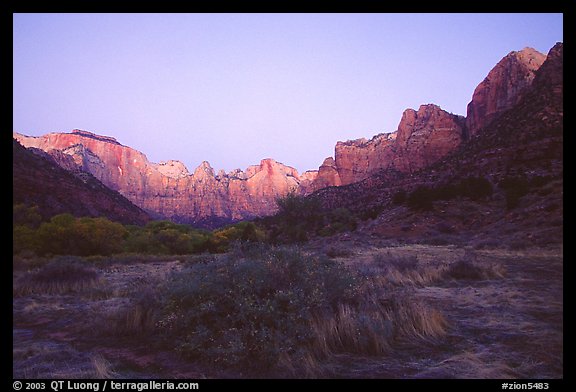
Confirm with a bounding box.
[14,260,100,296]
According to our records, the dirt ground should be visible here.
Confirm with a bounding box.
[13,245,563,379]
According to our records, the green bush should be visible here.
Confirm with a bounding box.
[457,176,493,201]
[407,186,434,211]
[499,177,530,210]
[13,203,42,228]
[14,257,100,295]
[211,221,266,252]
[392,189,407,205]
[274,191,324,242]
[122,221,214,255]
[158,246,359,369]
[403,177,493,211]
[27,214,128,256]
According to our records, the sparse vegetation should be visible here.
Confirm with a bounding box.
[499,176,530,210]
[445,258,506,280]
[14,258,101,296]
[158,245,359,370]
[13,243,561,378]
[402,176,494,211]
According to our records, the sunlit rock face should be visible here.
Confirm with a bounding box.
[13,138,150,225]
[334,132,397,186]
[466,47,546,137]
[14,130,309,227]
[304,47,548,190]
[13,45,556,227]
[306,104,465,189]
[391,104,466,173]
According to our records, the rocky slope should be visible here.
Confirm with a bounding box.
[310,42,562,246]
[13,139,150,225]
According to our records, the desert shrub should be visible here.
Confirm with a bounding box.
[14,257,100,295]
[407,185,435,211]
[444,258,505,280]
[499,177,530,210]
[507,238,532,250]
[211,221,266,252]
[318,208,358,236]
[444,259,486,280]
[529,175,553,188]
[13,203,42,228]
[435,222,456,234]
[455,176,493,201]
[108,287,161,336]
[358,205,385,221]
[24,214,128,256]
[472,239,501,250]
[392,189,407,205]
[158,246,359,369]
[403,177,493,211]
[324,244,355,258]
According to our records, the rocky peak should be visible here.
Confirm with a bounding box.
[193,161,215,179]
[321,157,336,167]
[334,132,397,186]
[156,160,190,179]
[309,157,342,191]
[245,158,299,179]
[393,104,465,172]
[466,47,546,137]
[71,129,121,145]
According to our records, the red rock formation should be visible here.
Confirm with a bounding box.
[14,130,309,227]
[466,47,546,137]
[13,139,149,225]
[305,157,341,191]
[307,104,464,188]
[392,104,465,172]
[297,170,319,194]
[13,44,558,227]
[306,48,547,189]
[334,132,396,185]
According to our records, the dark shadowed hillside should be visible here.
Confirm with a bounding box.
[13,139,150,225]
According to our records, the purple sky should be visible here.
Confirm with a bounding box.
[13,13,563,174]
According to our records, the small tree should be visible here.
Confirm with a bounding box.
[499,177,530,210]
[407,186,434,211]
[275,190,323,242]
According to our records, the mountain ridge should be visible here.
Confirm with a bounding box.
[13,139,150,225]
[13,43,561,228]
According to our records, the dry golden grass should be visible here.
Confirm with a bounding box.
[14,261,101,296]
[414,351,519,379]
[355,247,507,288]
[13,244,562,379]
[310,303,392,357]
[90,353,117,379]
